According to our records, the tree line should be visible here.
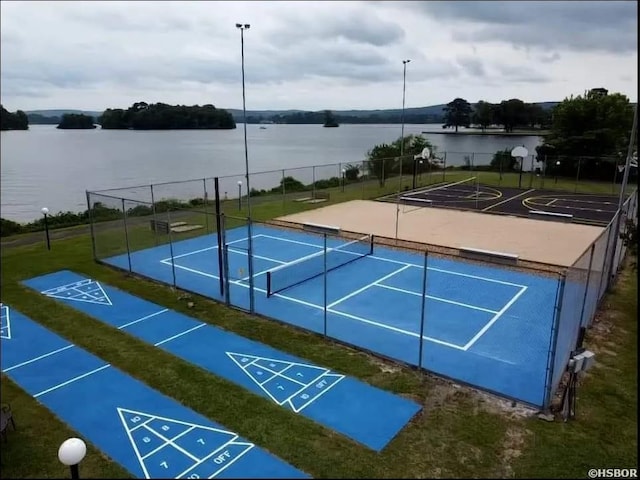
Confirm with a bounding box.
[99,102,236,129]
[1,105,29,130]
[442,98,553,133]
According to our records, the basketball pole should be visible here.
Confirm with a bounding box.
[606,102,637,289]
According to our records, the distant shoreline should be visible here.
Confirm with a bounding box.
[422,129,549,137]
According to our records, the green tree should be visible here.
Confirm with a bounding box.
[471,101,494,132]
[490,148,518,171]
[99,102,236,130]
[57,113,96,129]
[366,134,435,186]
[323,110,339,127]
[493,98,528,132]
[443,98,472,132]
[542,89,634,157]
[1,105,29,130]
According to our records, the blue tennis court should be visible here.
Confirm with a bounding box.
[103,223,561,408]
[1,305,307,479]
[23,270,422,452]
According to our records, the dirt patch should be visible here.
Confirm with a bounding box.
[496,426,532,477]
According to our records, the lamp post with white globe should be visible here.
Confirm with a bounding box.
[41,207,51,250]
[58,437,86,479]
[237,180,242,210]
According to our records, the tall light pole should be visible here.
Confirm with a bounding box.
[395,59,410,240]
[236,22,255,312]
[400,59,411,159]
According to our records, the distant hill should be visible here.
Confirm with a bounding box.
[225,102,558,124]
[25,109,103,118]
[24,102,561,126]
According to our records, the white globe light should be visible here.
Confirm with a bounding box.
[41,207,49,215]
[237,180,242,186]
[58,438,87,466]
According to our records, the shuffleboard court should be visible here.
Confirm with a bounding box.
[0,305,307,479]
[23,270,423,452]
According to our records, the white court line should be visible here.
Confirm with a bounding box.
[154,323,206,346]
[481,188,535,212]
[463,286,528,351]
[327,308,466,350]
[374,283,500,314]
[286,374,345,413]
[545,199,558,206]
[34,364,111,398]
[160,234,264,262]
[118,309,169,329]
[257,234,526,288]
[141,425,196,460]
[142,424,200,463]
[2,344,75,372]
[177,439,254,479]
[327,265,411,309]
[159,258,522,352]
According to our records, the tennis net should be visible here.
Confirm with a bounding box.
[266,234,374,297]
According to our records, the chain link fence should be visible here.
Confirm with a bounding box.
[86,156,637,410]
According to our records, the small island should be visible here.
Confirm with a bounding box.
[57,113,97,129]
[99,102,236,130]
[323,109,339,128]
[1,105,29,130]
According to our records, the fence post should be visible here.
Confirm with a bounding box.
[418,250,428,369]
[282,169,286,213]
[575,157,581,193]
[166,209,177,288]
[577,244,596,342]
[122,198,132,273]
[86,191,97,261]
[529,155,534,189]
[442,153,447,182]
[220,213,230,305]
[150,184,158,246]
[202,178,210,234]
[323,233,328,337]
[214,178,224,297]
[544,274,566,409]
[312,166,316,200]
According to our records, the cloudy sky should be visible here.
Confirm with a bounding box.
[1,1,637,112]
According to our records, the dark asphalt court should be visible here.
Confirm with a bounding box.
[392,182,624,226]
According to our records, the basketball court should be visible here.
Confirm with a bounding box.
[382,177,622,226]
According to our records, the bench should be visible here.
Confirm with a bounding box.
[149,220,188,234]
[459,246,519,264]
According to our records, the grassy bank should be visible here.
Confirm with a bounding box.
[0,179,636,478]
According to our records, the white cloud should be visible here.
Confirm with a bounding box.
[0,0,636,112]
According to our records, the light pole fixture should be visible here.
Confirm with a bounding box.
[341,168,346,192]
[236,21,255,313]
[400,59,411,158]
[237,180,243,210]
[41,207,51,250]
[555,160,561,183]
[58,437,86,479]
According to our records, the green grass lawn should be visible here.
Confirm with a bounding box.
[1,176,637,478]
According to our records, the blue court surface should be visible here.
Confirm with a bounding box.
[24,270,422,452]
[102,223,561,408]
[0,305,307,479]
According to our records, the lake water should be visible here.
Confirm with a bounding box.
[0,124,542,223]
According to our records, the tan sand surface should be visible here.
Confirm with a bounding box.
[277,200,604,267]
